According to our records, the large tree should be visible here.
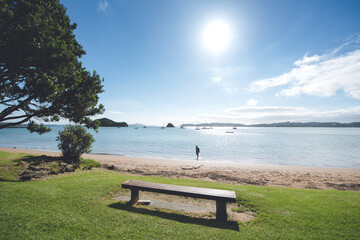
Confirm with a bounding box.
[0,0,104,133]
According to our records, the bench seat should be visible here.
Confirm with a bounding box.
[122,180,236,221]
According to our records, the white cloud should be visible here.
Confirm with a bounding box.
[248,35,360,99]
[212,76,222,82]
[248,73,291,92]
[246,99,258,106]
[98,0,109,13]
[294,53,322,67]
[196,105,360,124]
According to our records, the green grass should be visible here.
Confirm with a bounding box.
[0,151,359,239]
[0,151,30,181]
[0,151,29,166]
[80,158,102,169]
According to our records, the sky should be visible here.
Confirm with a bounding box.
[61,0,360,126]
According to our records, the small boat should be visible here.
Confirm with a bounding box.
[161,127,166,129]
[143,126,147,128]
[134,127,138,129]
[180,126,184,129]
[226,131,234,133]
[195,127,200,130]
[233,127,237,130]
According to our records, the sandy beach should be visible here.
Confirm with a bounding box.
[1,147,359,191]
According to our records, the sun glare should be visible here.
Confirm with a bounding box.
[203,20,231,53]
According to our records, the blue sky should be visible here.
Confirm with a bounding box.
[61,0,360,126]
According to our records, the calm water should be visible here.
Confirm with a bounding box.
[0,126,359,168]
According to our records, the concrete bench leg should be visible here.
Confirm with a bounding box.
[216,200,227,221]
[129,189,139,205]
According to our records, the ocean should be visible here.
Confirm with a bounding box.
[0,126,359,168]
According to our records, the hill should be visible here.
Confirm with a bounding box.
[97,118,128,127]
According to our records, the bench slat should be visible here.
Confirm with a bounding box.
[122,180,236,202]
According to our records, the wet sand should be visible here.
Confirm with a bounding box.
[1,147,359,191]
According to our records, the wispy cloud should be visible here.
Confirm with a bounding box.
[248,34,360,99]
[98,0,110,13]
[209,66,244,93]
[294,53,322,67]
[246,99,258,106]
[196,105,360,124]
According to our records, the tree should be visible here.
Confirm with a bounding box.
[0,0,104,133]
[57,125,94,166]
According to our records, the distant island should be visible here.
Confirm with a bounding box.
[97,118,128,127]
[166,123,175,128]
[181,122,360,128]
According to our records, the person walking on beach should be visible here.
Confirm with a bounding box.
[196,145,200,160]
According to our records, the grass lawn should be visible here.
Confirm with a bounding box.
[0,151,359,239]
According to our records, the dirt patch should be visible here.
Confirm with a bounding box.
[0,154,96,182]
[16,156,76,181]
[325,182,360,191]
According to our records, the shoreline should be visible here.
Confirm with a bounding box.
[1,147,359,191]
[2,146,358,170]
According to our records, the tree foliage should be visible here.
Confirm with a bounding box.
[0,0,104,133]
[57,125,94,165]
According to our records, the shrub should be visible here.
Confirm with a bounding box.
[57,125,95,166]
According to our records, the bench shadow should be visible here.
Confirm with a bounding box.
[108,202,240,231]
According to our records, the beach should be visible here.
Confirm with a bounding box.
[1,147,359,191]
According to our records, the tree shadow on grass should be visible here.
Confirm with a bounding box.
[108,202,240,231]
[20,155,63,165]
[0,155,66,182]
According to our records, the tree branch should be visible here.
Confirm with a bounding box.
[2,114,30,121]
[0,96,24,104]
[0,116,32,129]
[0,97,32,121]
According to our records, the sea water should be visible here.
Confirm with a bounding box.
[0,126,359,168]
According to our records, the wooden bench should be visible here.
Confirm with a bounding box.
[122,180,236,221]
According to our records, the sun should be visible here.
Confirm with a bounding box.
[203,20,231,53]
